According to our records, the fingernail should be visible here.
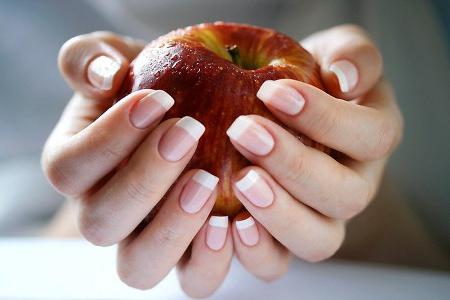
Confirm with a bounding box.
[236,216,259,246]
[206,216,228,251]
[87,55,121,90]
[257,80,305,115]
[329,60,358,93]
[130,90,174,129]
[180,170,219,214]
[226,116,274,156]
[235,170,274,208]
[158,116,205,162]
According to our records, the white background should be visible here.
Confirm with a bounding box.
[0,239,449,299]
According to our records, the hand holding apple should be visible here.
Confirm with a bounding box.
[43,23,403,297]
[46,31,235,295]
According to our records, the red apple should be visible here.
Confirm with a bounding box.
[121,22,325,216]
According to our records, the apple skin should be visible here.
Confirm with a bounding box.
[121,22,325,216]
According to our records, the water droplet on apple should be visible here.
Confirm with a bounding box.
[172,60,181,68]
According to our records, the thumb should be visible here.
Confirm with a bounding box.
[58,31,145,101]
[301,24,383,100]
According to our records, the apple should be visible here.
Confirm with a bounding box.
[121,22,325,216]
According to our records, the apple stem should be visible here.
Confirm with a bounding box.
[226,45,242,66]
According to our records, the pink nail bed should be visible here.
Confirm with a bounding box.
[236,216,259,246]
[206,216,228,251]
[329,60,358,93]
[226,116,274,156]
[87,55,121,90]
[179,170,219,214]
[235,170,274,208]
[257,80,305,115]
[158,116,205,162]
[130,90,174,129]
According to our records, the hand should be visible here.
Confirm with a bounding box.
[42,32,233,297]
[225,24,404,278]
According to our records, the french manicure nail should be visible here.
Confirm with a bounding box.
[130,90,174,129]
[179,170,219,214]
[235,170,274,207]
[206,216,228,251]
[158,116,205,162]
[87,55,121,90]
[329,60,358,93]
[226,116,274,156]
[257,80,305,115]
[236,216,259,246]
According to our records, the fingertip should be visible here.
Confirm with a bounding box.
[177,220,233,298]
[58,35,130,100]
[86,55,122,91]
[328,59,359,94]
[301,24,383,99]
[233,212,260,247]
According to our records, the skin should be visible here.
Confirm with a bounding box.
[42,25,403,297]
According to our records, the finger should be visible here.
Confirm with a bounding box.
[177,216,233,298]
[89,31,146,60]
[117,169,219,290]
[58,31,145,100]
[42,89,175,196]
[77,116,206,246]
[301,24,383,99]
[256,79,403,161]
[233,167,345,262]
[232,212,291,282]
[226,115,370,220]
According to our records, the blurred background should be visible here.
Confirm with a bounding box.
[0,0,449,269]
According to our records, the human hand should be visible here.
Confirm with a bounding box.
[42,32,233,297]
[225,24,404,279]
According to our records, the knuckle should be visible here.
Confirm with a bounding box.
[334,24,383,68]
[371,117,400,159]
[337,24,372,43]
[357,42,383,68]
[310,103,339,141]
[154,225,182,248]
[334,179,370,220]
[284,153,311,185]
[337,196,365,220]
[304,225,345,263]
[93,128,128,161]
[125,178,154,206]
[41,147,77,196]
[58,35,88,76]
[78,210,115,246]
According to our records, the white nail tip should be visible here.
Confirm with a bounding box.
[149,90,175,110]
[256,80,277,101]
[192,170,219,190]
[226,116,253,140]
[236,217,255,230]
[209,216,229,228]
[235,170,259,192]
[175,116,205,140]
[329,64,349,93]
[88,55,121,90]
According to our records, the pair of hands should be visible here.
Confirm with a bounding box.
[42,24,403,297]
